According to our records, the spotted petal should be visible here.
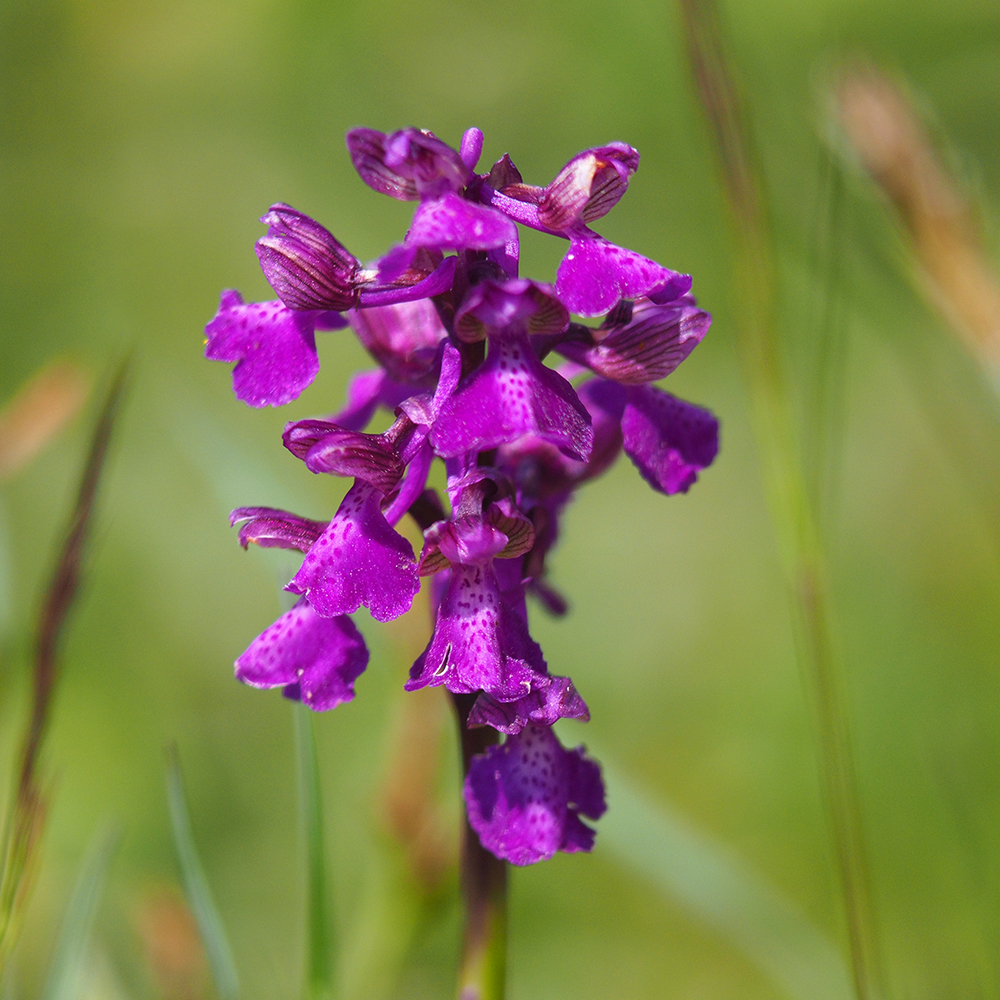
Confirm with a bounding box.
[555,238,692,317]
[286,482,418,621]
[205,292,323,407]
[431,333,593,461]
[621,385,719,494]
[405,562,548,700]
[235,600,368,712]
[464,724,606,865]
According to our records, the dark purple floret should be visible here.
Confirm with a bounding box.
[464,724,606,865]
[255,204,361,312]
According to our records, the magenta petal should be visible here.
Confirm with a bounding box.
[282,420,404,492]
[406,192,517,251]
[555,238,692,317]
[431,334,593,461]
[349,299,447,383]
[332,369,414,432]
[463,724,606,866]
[286,482,418,622]
[621,385,719,494]
[205,292,320,407]
[468,676,590,735]
[255,203,360,311]
[584,299,711,384]
[346,127,469,200]
[346,128,419,200]
[405,562,548,699]
[230,507,327,552]
[235,600,368,712]
[538,143,640,230]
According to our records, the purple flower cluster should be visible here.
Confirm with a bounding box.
[207,127,718,866]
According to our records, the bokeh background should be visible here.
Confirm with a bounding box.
[3,0,1000,997]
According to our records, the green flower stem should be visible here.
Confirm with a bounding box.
[451,693,507,1000]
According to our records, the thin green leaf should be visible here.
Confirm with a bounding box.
[596,755,852,1000]
[294,704,335,1000]
[41,825,120,1000]
[166,745,240,1000]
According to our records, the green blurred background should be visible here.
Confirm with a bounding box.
[2,0,1000,996]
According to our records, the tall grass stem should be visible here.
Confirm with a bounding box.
[677,2,883,997]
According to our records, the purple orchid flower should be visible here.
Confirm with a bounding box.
[212,124,720,868]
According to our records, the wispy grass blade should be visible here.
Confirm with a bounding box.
[166,745,240,1000]
[677,3,883,997]
[597,755,852,1000]
[294,704,335,1000]
[0,358,130,980]
[803,148,851,525]
[41,826,120,1000]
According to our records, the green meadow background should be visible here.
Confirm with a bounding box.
[2,0,1000,997]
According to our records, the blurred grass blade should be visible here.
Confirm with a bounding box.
[598,756,852,1000]
[294,704,335,1000]
[803,150,851,524]
[166,745,240,1000]
[678,3,883,997]
[41,826,120,1000]
[0,359,130,980]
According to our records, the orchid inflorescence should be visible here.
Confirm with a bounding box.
[205,126,718,867]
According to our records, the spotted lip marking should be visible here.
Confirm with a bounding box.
[433,642,453,677]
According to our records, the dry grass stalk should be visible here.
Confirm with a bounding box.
[0,362,90,482]
[836,67,1000,374]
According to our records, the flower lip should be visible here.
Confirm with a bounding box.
[463,724,606,865]
[621,385,719,494]
[347,127,470,201]
[454,278,569,342]
[255,204,361,312]
[286,481,418,622]
[204,292,322,408]
[235,599,368,712]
